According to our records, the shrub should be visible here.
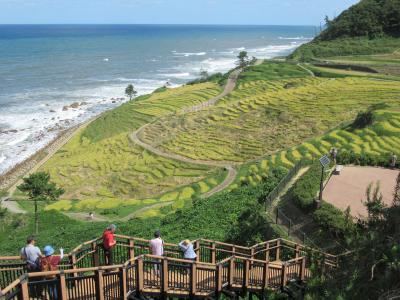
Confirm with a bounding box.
[312,202,348,238]
[352,110,374,129]
[289,162,322,211]
[336,150,396,168]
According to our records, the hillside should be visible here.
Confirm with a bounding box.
[291,0,400,61]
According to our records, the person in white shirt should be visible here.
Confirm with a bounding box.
[20,236,42,272]
[149,230,164,275]
[149,230,164,256]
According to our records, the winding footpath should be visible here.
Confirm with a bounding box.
[130,60,264,199]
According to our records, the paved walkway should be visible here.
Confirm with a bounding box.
[324,166,399,218]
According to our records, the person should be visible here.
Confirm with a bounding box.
[88,212,94,220]
[102,224,117,265]
[150,230,164,256]
[149,230,164,275]
[40,246,64,299]
[20,236,42,272]
[390,153,397,169]
[178,240,197,261]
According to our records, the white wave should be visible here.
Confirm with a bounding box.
[0,153,6,165]
[231,47,246,51]
[158,72,193,79]
[103,58,109,62]
[279,36,312,40]
[173,52,207,57]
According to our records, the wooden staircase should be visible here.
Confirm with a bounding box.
[0,236,337,299]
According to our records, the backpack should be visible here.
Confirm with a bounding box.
[41,257,58,278]
[24,247,41,272]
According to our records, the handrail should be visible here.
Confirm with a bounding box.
[0,277,21,294]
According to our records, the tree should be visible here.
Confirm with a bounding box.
[18,172,64,234]
[125,84,137,101]
[199,70,209,80]
[237,51,249,68]
[363,182,385,222]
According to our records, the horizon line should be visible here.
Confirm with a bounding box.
[0,23,318,27]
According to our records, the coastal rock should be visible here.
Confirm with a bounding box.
[62,106,68,111]
[112,100,116,103]
[50,110,56,113]
[70,102,80,108]
[80,101,88,106]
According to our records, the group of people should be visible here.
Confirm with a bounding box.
[102,225,197,265]
[20,235,64,274]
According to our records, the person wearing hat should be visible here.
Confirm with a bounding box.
[40,245,64,299]
[20,235,42,272]
[102,224,117,266]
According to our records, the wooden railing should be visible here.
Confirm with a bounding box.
[0,237,337,299]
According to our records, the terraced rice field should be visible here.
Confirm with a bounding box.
[40,83,224,215]
[235,109,400,188]
[142,74,400,163]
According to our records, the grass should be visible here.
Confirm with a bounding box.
[141,61,400,164]
[34,83,225,215]
[236,107,400,187]
[290,36,400,62]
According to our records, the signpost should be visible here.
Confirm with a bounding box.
[318,155,331,207]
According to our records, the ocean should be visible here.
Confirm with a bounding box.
[0,24,314,175]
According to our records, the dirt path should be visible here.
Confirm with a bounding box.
[297,63,315,77]
[0,197,27,214]
[129,61,266,199]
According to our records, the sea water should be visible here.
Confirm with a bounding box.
[0,24,314,175]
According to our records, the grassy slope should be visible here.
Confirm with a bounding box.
[290,37,400,62]
[141,61,400,164]
[37,83,227,216]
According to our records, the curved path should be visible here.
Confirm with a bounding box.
[130,60,264,199]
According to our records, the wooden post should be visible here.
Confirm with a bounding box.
[92,241,99,267]
[190,263,197,297]
[280,263,287,289]
[194,241,200,262]
[216,264,223,295]
[262,262,269,290]
[250,248,255,260]
[295,244,300,259]
[300,257,306,281]
[276,240,281,261]
[120,267,128,299]
[129,238,135,259]
[232,246,236,256]
[265,243,270,262]
[136,258,144,295]
[228,258,234,287]
[95,270,105,300]
[59,272,68,300]
[20,275,29,300]
[162,259,169,296]
[211,242,216,264]
[243,259,250,292]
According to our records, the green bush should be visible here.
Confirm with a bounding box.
[289,162,322,211]
[336,150,396,168]
[312,202,349,238]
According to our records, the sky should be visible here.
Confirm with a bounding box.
[0,0,360,25]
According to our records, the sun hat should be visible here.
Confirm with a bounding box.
[43,245,55,257]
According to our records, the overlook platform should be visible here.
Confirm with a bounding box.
[0,236,337,299]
